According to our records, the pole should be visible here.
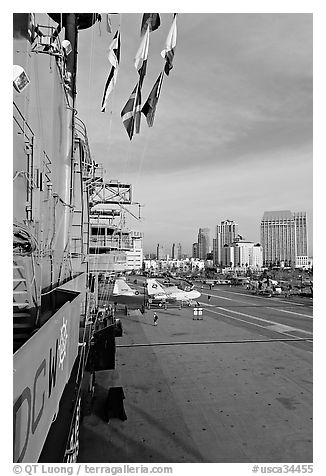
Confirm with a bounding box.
[143,281,146,312]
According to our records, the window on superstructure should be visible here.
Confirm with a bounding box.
[91,227,105,235]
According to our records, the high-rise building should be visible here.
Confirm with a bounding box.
[251,243,264,269]
[212,238,217,265]
[192,242,199,259]
[260,210,308,267]
[197,228,210,260]
[171,242,182,260]
[156,243,165,260]
[294,212,308,267]
[215,220,239,265]
[176,242,182,260]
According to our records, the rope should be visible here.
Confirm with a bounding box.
[87,16,96,99]
[134,127,151,189]
[13,170,32,184]
[89,176,108,309]
[50,196,67,249]
[40,42,58,292]
[33,51,45,154]
[117,337,313,348]
[42,192,73,283]
[75,160,100,382]
[105,94,115,151]
[52,193,74,209]
[13,221,38,254]
[23,13,33,137]
[121,137,133,182]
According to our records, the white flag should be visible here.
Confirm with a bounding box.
[161,15,177,76]
[134,25,150,73]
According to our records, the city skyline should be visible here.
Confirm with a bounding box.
[144,209,312,258]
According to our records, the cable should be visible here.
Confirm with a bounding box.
[134,127,151,189]
[117,337,313,348]
[13,221,38,254]
[87,16,96,101]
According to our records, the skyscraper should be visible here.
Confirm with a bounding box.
[156,243,165,260]
[171,242,182,260]
[197,228,210,260]
[294,212,308,267]
[260,210,308,267]
[192,242,199,259]
[176,242,182,260]
[215,220,239,265]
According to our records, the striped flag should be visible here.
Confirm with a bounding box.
[27,13,37,44]
[134,25,150,85]
[161,14,177,76]
[142,72,164,127]
[121,82,142,140]
[133,26,150,134]
[106,13,112,33]
[140,13,161,36]
[101,30,120,112]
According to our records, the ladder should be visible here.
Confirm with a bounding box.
[13,259,36,351]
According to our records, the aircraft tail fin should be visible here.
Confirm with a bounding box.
[113,278,134,295]
[146,279,166,296]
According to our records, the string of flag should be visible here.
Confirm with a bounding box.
[101,29,120,113]
[101,13,178,140]
[141,14,177,129]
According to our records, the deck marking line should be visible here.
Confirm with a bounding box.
[215,306,313,335]
[208,289,305,306]
[266,307,313,319]
[117,337,312,348]
[199,290,309,310]
[203,306,312,341]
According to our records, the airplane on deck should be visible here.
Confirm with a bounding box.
[110,278,145,306]
[146,278,201,304]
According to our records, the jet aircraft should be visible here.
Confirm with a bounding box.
[146,278,201,304]
[110,278,145,306]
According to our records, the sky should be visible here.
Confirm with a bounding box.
[73,10,313,256]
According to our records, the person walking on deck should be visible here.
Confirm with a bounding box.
[153,312,159,326]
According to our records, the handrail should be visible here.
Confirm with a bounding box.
[13,102,35,139]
